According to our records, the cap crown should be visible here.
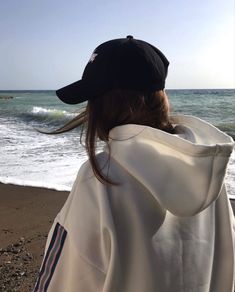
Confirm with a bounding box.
[56,36,169,104]
[82,37,169,93]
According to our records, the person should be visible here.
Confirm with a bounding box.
[34,36,235,292]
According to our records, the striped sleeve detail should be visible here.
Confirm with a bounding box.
[34,223,67,292]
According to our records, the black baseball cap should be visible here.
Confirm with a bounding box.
[56,35,169,104]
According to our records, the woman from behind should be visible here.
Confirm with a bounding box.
[34,36,235,292]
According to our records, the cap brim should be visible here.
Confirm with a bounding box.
[56,80,89,104]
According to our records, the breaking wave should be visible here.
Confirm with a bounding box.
[19,106,78,126]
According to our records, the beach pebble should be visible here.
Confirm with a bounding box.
[0,237,41,291]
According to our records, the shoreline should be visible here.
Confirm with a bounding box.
[0,183,69,291]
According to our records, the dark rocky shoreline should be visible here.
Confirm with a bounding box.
[0,96,13,100]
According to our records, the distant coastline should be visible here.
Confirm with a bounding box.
[0,95,13,100]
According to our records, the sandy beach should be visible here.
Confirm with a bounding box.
[0,183,69,292]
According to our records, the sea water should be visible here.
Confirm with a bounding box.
[0,89,234,197]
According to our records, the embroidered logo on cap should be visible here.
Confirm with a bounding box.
[89,53,98,63]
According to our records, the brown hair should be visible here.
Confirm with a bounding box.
[50,90,174,185]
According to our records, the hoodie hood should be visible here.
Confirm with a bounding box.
[108,115,234,216]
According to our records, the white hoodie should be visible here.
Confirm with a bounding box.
[34,115,235,292]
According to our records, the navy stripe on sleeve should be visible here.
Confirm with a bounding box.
[34,223,67,292]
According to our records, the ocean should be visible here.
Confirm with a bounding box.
[0,89,234,198]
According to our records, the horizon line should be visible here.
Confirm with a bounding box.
[0,87,234,91]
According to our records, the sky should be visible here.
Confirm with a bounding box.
[0,0,234,90]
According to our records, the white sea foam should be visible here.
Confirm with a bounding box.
[0,116,87,193]
[31,106,77,118]
[226,150,235,199]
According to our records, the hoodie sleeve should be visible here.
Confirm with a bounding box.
[33,220,105,292]
[33,162,110,292]
[34,163,118,292]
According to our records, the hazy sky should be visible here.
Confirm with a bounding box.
[0,0,234,89]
